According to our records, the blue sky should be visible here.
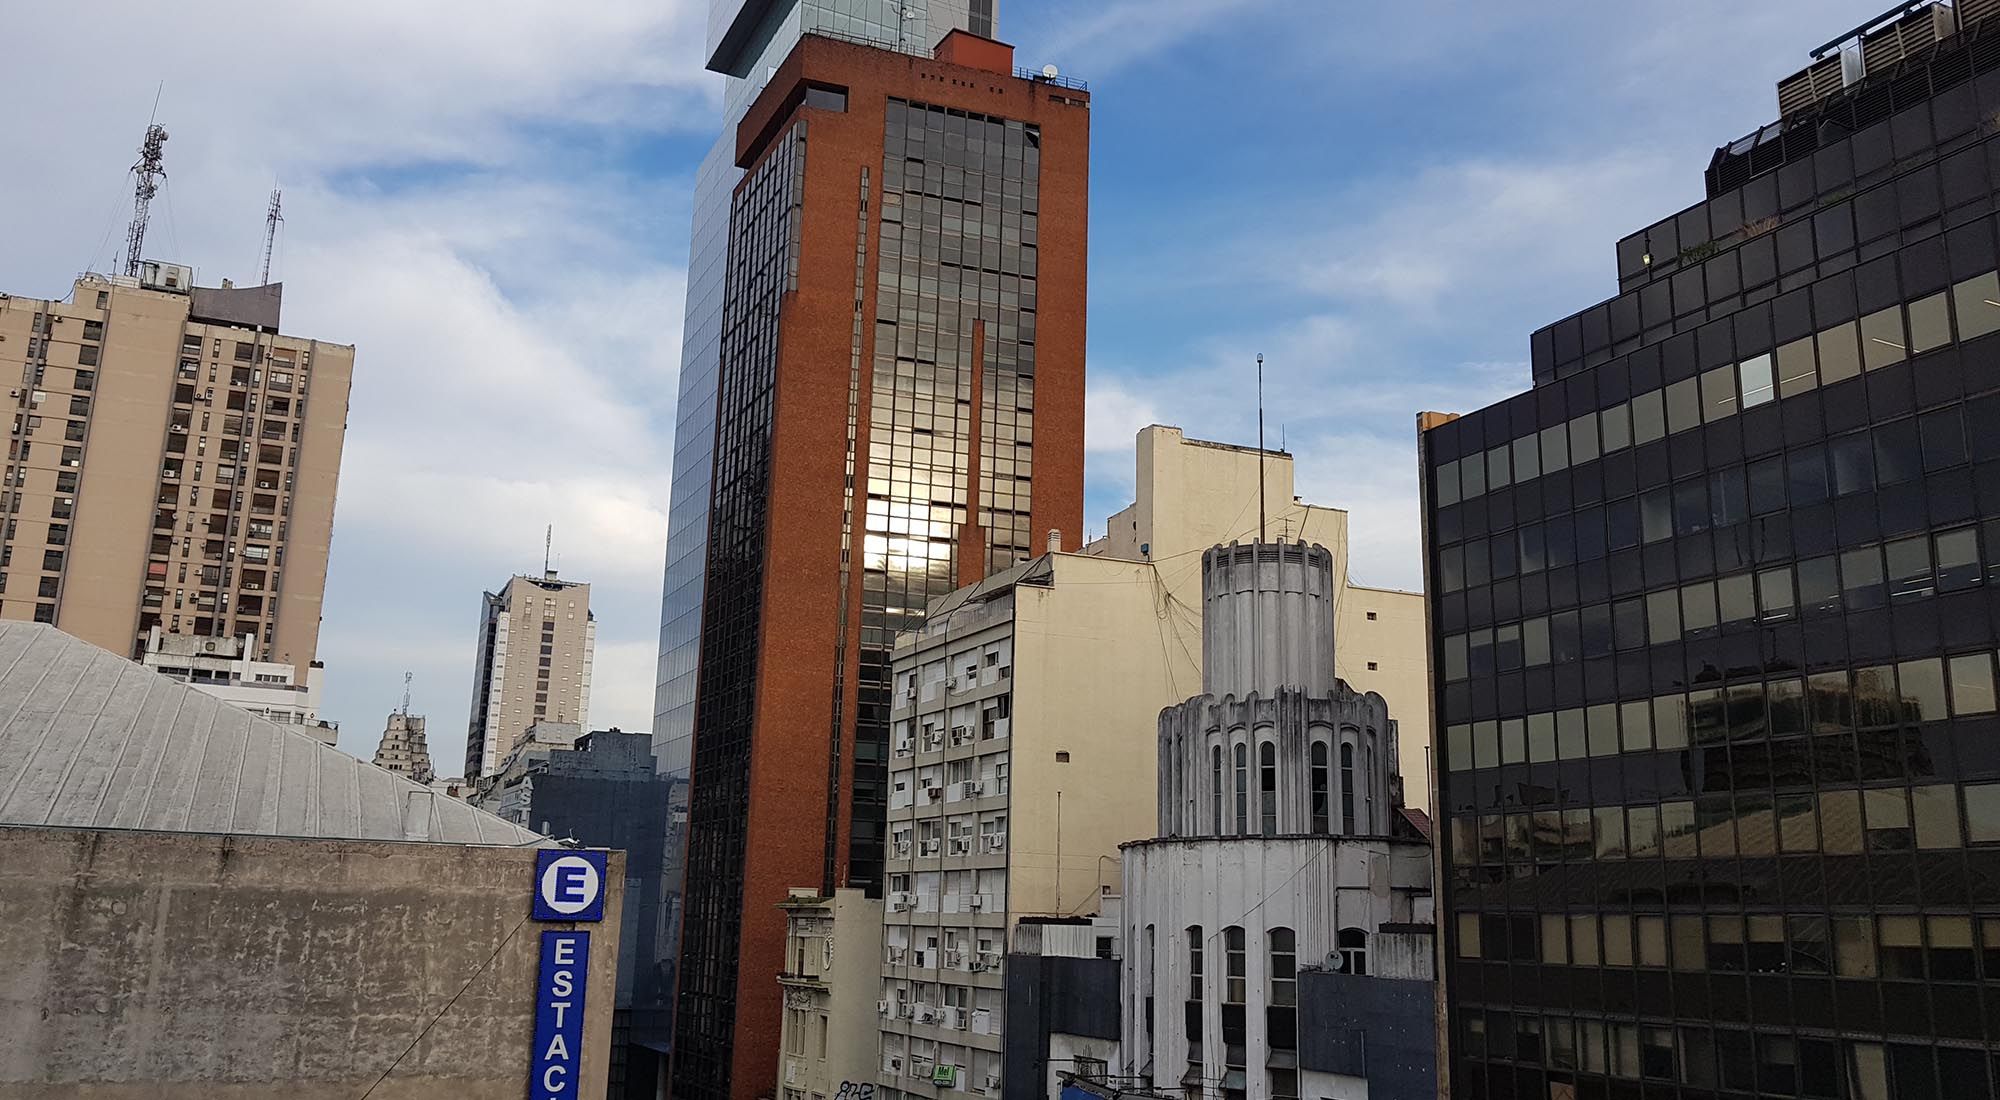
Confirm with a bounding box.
[0,0,1889,768]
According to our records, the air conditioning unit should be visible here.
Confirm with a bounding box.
[981,834,1005,852]
[959,779,984,797]
[887,947,907,964]
[925,784,944,800]
[894,738,913,755]
[897,1003,916,1020]
[889,891,914,912]
[943,1006,967,1030]
[911,1059,934,1078]
[878,998,892,1016]
[967,894,985,911]
[895,840,912,857]
[943,948,965,968]
[920,839,941,857]
[984,1072,1001,1092]
[901,685,917,700]
[979,949,1001,968]
[916,1005,940,1025]
[948,838,970,856]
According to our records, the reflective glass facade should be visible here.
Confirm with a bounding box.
[672,117,805,1098]
[665,25,1084,1100]
[649,3,994,1080]
[1429,19,2000,1100]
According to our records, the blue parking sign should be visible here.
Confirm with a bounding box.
[533,849,607,922]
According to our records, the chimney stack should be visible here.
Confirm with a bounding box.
[1046,529,1061,554]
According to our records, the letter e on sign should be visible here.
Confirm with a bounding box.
[533,849,607,922]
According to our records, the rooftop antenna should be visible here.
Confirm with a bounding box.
[122,87,168,278]
[259,187,283,284]
[1257,353,1267,543]
[400,671,413,716]
[544,524,553,575]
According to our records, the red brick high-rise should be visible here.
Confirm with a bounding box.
[670,30,1089,1100]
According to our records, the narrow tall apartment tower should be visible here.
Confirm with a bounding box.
[463,571,595,780]
[0,267,352,675]
[671,27,1089,1100]
[1425,4,2000,1096]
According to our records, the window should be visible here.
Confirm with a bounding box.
[1340,742,1356,833]
[1187,926,1204,999]
[1258,741,1276,835]
[1210,745,1222,830]
[1309,742,1330,833]
[1267,927,1298,1060]
[1223,926,1245,1002]
[1233,743,1247,834]
[1336,927,1367,975]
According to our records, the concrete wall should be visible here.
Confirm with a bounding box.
[1002,954,1119,1100]
[1009,554,1199,921]
[1297,969,1437,1100]
[0,825,621,1099]
[1085,427,1433,808]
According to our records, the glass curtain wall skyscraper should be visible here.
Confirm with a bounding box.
[1426,4,2000,1097]
[667,25,1088,1100]
[647,1,996,1082]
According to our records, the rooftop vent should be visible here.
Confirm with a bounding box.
[1776,1,1960,116]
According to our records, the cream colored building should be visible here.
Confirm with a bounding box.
[1085,426,1432,809]
[0,265,353,674]
[776,888,886,1100]
[878,551,1192,1099]
[463,570,595,779]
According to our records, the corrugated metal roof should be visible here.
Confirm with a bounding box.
[0,623,544,846]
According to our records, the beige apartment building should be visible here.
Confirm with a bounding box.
[0,264,352,674]
[463,570,595,779]
[1086,425,1433,808]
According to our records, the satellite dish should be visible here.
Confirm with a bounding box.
[1042,64,1059,79]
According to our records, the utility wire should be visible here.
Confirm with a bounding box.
[356,911,533,1099]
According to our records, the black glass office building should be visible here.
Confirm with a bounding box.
[1426,5,2000,1097]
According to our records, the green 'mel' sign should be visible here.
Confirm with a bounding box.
[931,1065,958,1087]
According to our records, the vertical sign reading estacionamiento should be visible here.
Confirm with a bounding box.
[530,849,607,1099]
[532,931,591,1099]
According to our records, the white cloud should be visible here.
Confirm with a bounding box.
[0,0,711,772]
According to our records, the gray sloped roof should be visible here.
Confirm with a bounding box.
[0,622,543,845]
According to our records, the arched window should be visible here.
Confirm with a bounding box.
[1309,742,1330,833]
[1233,743,1248,834]
[1259,741,1278,835]
[1340,742,1357,833]
[1185,924,1204,1071]
[1224,926,1246,1002]
[1210,745,1223,833]
[1267,927,1298,1064]
[1337,927,1368,975]
[1187,925,1204,998]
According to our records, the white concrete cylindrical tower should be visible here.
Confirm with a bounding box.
[1201,540,1335,699]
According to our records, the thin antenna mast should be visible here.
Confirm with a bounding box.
[400,671,413,716]
[260,188,283,284]
[544,525,553,574]
[122,119,169,278]
[1256,353,1267,543]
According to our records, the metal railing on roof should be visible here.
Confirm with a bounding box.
[1015,67,1088,92]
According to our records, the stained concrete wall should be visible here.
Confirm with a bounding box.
[0,825,621,1099]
